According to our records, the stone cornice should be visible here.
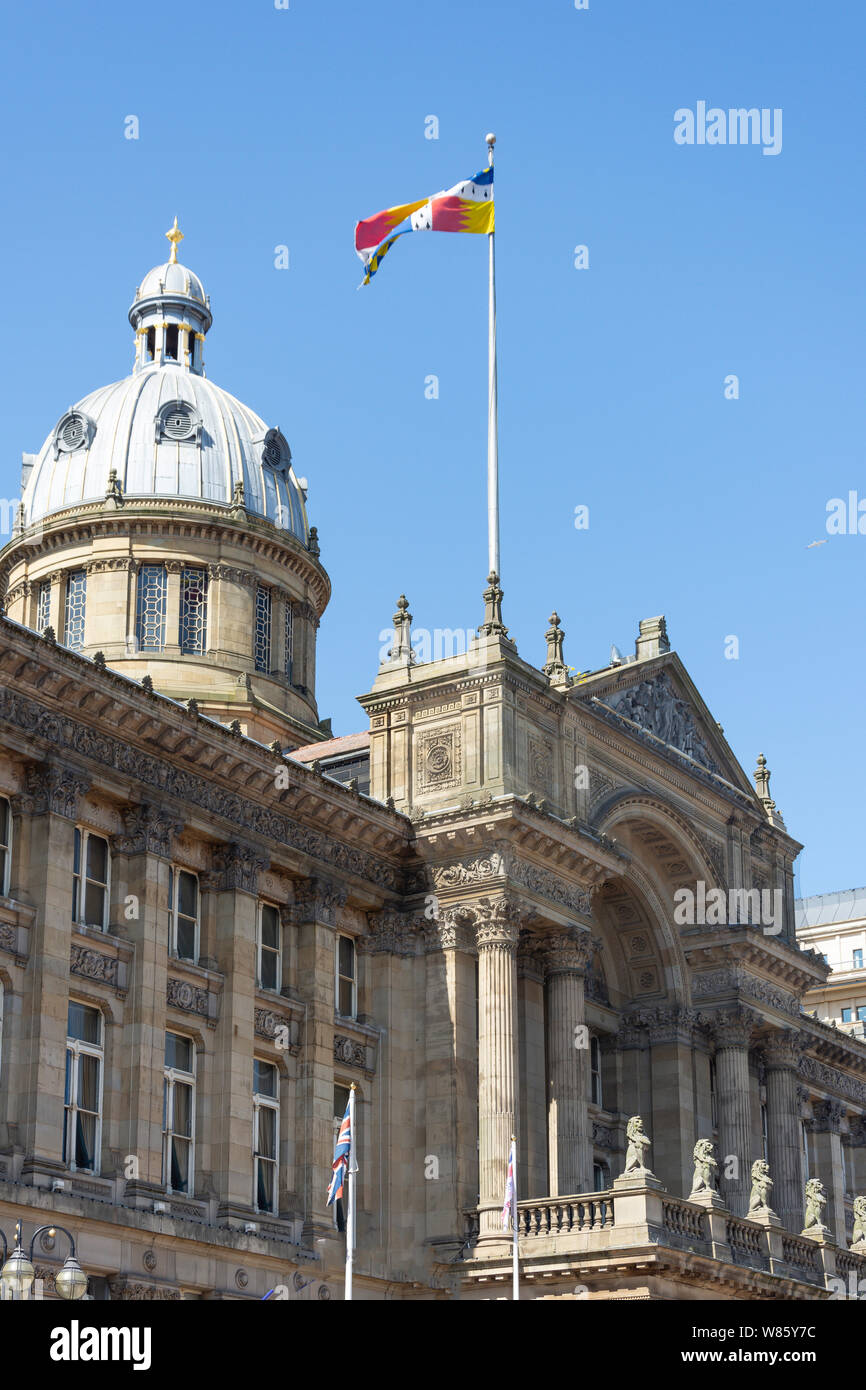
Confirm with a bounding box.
[0,620,412,898]
[0,502,331,617]
[683,929,826,998]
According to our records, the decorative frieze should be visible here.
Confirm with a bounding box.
[70,945,118,987]
[691,967,800,1019]
[254,1008,298,1052]
[799,1054,866,1108]
[107,1278,182,1301]
[167,977,209,1017]
[0,689,401,891]
[334,1035,366,1068]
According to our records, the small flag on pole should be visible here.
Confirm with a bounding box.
[327,1096,352,1206]
[354,166,494,285]
[502,1137,517,1230]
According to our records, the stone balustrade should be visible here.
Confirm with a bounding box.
[463,1178,866,1294]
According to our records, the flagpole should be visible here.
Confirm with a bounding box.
[511,1134,519,1300]
[486,132,499,579]
[346,1083,357,1301]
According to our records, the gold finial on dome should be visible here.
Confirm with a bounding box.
[165,215,184,265]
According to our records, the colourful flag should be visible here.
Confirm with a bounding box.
[355,166,494,285]
[502,1137,516,1230]
[328,1097,352,1205]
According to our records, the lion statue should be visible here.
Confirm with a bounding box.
[623,1115,652,1174]
[748,1159,773,1213]
[852,1195,866,1247]
[803,1177,828,1231]
[691,1139,718,1195]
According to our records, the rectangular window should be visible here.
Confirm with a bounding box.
[258,903,281,992]
[760,1102,769,1161]
[254,587,272,672]
[163,1032,195,1194]
[592,1161,609,1192]
[168,867,199,963]
[253,1059,279,1214]
[709,1058,718,1129]
[64,1002,103,1172]
[284,602,293,682]
[843,1007,853,1022]
[336,935,356,1018]
[36,579,51,634]
[0,797,10,897]
[72,828,110,929]
[854,949,863,970]
[63,570,87,651]
[590,1035,602,1107]
[179,568,208,654]
[858,1006,866,1023]
[136,564,167,651]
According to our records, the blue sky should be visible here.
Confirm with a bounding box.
[1,0,863,895]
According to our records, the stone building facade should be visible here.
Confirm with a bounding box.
[1,234,865,1299]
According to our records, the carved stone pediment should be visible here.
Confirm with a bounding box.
[594,670,718,773]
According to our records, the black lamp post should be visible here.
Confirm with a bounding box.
[0,1222,87,1300]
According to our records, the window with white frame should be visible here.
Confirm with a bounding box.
[63,570,87,650]
[0,797,10,897]
[0,980,4,1082]
[257,903,281,992]
[590,1035,602,1107]
[72,828,110,929]
[254,587,272,672]
[64,1002,103,1172]
[253,1059,279,1214]
[163,1032,195,1194]
[168,867,199,962]
[854,949,864,970]
[336,935,356,1018]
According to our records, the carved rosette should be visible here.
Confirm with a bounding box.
[112,803,183,858]
[13,763,89,820]
[762,1029,807,1073]
[290,877,347,926]
[538,927,593,979]
[709,1007,758,1051]
[208,841,268,895]
[473,894,522,952]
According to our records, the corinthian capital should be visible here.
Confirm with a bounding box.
[362,909,422,957]
[112,803,183,858]
[12,762,90,820]
[709,1006,758,1050]
[762,1028,807,1073]
[473,894,522,950]
[207,841,269,895]
[539,926,593,978]
[290,877,348,925]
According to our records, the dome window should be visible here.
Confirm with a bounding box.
[53,411,95,459]
[164,325,179,361]
[262,428,291,475]
[155,400,201,445]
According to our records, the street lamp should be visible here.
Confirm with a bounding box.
[0,1222,87,1301]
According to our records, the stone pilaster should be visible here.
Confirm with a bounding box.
[541,927,593,1196]
[810,1098,847,1247]
[206,842,268,1220]
[111,803,183,1199]
[762,1030,806,1234]
[475,895,520,1237]
[11,763,89,1183]
[711,1008,757,1216]
[292,877,346,1244]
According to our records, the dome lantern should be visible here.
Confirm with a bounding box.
[129,219,213,375]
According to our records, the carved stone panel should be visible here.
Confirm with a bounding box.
[416,724,461,793]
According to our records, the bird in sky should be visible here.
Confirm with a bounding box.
[806,539,829,548]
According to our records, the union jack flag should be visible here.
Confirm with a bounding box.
[328,1098,352,1206]
[502,1138,516,1230]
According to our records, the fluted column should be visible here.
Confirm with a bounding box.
[763,1030,806,1233]
[542,927,593,1196]
[476,895,520,1236]
[712,1008,757,1216]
